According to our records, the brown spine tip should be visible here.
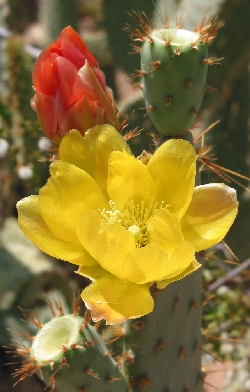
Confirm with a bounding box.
[139,377,154,387]
[190,42,199,50]
[191,109,200,116]
[124,24,146,43]
[185,81,193,91]
[123,350,135,365]
[62,345,69,353]
[174,9,187,30]
[164,38,172,46]
[147,36,154,44]
[165,96,172,106]
[146,105,155,113]
[84,339,93,348]
[72,293,81,316]
[202,57,224,66]
[84,309,91,325]
[132,320,145,330]
[60,357,69,367]
[54,299,65,316]
[130,70,147,79]
[47,373,57,392]
[156,340,166,351]
[124,127,141,141]
[205,85,218,94]
[49,360,54,370]
[20,308,43,329]
[84,366,99,379]
[196,14,224,43]
[151,60,161,71]
[70,342,81,349]
[173,47,181,56]
[150,283,159,296]
[106,376,121,382]
[130,43,142,55]
[78,321,85,334]
[14,346,31,356]
[174,297,181,308]
[125,10,156,42]
[190,299,199,309]
[132,82,143,90]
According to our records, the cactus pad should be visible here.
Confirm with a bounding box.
[141,28,208,136]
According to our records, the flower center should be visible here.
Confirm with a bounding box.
[101,199,164,248]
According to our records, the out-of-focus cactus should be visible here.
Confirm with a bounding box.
[6,0,37,34]
[102,0,155,76]
[204,0,250,193]
[1,35,47,219]
[38,0,78,46]
[0,217,73,345]
[201,0,250,262]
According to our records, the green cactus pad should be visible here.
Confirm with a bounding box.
[123,269,204,391]
[141,28,208,136]
[30,314,127,392]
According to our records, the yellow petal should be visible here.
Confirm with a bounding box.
[157,259,201,289]
[123,244,169,284]
[107,151,156,209]
[98,222,136,278]
[147,139,197,218]
[39,161,108,244]
[76,210,102,260]
[77,265,106,280]
[147,208,183,253]
[181,184,238,252]
[17,195,97,266]
[81,273,154,324]
[123,240,194,284]
[162,240,195,280]
[59,126,130,193]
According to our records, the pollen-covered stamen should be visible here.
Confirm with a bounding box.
[101,199,166,248]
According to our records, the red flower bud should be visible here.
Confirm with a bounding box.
[32,26,119,145]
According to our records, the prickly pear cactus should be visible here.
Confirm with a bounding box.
[123,273,204,392]
[128,13,222,138]
[39,0,78,45]
[14,307,127,392]
[102,0,155,76]
[141,28,208,136]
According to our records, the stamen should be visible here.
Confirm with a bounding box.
[100,198,165,248]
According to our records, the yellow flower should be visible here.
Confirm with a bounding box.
[17,125,238,324]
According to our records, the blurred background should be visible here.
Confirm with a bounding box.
[0,0,250,391]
